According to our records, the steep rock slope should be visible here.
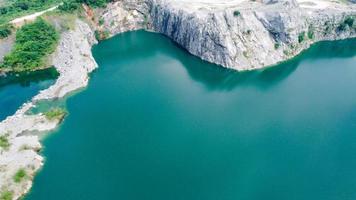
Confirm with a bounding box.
[101,0,356,70]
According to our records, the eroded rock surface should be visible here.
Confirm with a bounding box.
[100,0,356,70]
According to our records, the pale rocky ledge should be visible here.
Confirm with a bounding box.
[0,0,355,199]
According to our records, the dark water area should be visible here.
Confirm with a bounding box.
[0,68,58,121]
[26,31,356,200]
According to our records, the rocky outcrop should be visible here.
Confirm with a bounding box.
[100,0,356,71]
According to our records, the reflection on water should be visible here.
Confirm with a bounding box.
[0,68,58,121]
[97,31,356,91]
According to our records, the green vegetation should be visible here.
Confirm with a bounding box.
[44,107,66,121]
[13,168,27,183]
[59,0,113,12]
[0,134,10,150]
[324,21,332,35]
[0,0,61,25]
[338,16,354,31]
[58,0,80,12]
[99,18,104,26]
[344,16,354,27]
[94,30,101,40]
[243,51,248,58]
[307,28,314,39]
[233,10,240,17]
[0,190,13,200]
[0,23,12,39]
[0,18,59,72]
[274,43,280,50]
[298,31,305,43]
[95,29,109,41]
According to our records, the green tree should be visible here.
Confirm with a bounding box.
[1,18,59,72]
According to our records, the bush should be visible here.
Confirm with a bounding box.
[1,18,59,72]
[0,134,10,150]
[307,28,314,39]
[13,168,27,183]
[233,10,240,17]
[58,0,80,12]
[274,43,280,50]
[0,24,12,39]
[94,30,101,41]
[0,190,13,200]
[344,16,354,27]
[44,108,66,121]
[338,16,354,31]
[298,32,305,43]
[80,0,112,7]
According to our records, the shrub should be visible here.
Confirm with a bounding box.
[0,190,13,200]
[338,16,354,31]
[44,108,66,121]
[0,134,10,150]
[79,0,113,7]
[0,18,59,72]
[298,32,305,43]
[233,10,240,17]
[98,18,104,26]
[58,0,80,12]
[344,16,354,27]
[307,29,314,39]
[0,24,12,39]
[274,43,280,50]
[13,168,27,183]
[0,0,62,25]
[94,30,101,41]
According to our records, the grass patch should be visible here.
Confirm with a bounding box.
[13,168,27,183]
[44,107,66,121]
[0,190,13,200]
[0,134,10,150]
[0,18,59,72]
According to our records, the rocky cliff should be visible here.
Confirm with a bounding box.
[100,0,356,70]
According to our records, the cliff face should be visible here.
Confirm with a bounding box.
[101,0,356,71]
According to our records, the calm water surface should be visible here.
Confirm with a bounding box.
[26,31,356,200]
[0,68,58,121]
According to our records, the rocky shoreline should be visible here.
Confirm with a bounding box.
[0,0,355,199]
[0,19,98,199]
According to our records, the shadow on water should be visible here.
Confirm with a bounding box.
[0,67,59,89]
[171,38,356,91]
[95,31,356,91]
[0,67,59,121]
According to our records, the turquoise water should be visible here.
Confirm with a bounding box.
[0,68,58,121]
[26,31,356,200]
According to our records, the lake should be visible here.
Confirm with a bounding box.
[26,31,356,200]
[0,68,58,121]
